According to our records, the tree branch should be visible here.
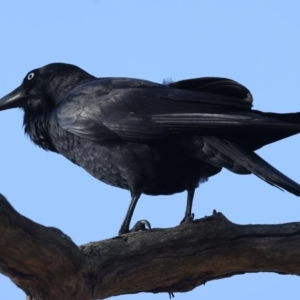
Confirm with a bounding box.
[0,194,300,300]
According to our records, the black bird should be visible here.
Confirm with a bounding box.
[1,63,300,234]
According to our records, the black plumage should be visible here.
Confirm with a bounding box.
[1,63,300,234]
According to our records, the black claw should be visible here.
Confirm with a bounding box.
[180,213,194,224]
[131,219,151,232]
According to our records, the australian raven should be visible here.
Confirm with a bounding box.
[1,63,300,234]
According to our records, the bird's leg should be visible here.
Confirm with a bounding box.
[180,188,195,224]
[119,191,142,235]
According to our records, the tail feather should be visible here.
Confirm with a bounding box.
[263,111,300,125]
[202,136,300,196]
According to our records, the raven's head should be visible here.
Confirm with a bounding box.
[0,63,95,114]
[0,63,95,151]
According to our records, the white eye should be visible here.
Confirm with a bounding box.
[27,72,35,80]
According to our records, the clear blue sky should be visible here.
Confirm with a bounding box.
[1,1,300,299]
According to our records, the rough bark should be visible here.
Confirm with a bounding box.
[0,194,300,300]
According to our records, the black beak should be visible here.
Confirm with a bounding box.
[0,85,28,111]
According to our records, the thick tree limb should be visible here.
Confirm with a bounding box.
[0,194,300,300]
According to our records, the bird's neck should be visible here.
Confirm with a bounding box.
[23,110,57,152]
[46,74,95,106]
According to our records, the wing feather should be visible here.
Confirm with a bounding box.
[56,77,296,142]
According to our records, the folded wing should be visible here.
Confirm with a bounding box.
[56,77,299,142]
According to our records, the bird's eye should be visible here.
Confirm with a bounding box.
[27,72,35,80]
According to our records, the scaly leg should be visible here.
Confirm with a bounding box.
[119,191,142,235]
[180,188,195,224]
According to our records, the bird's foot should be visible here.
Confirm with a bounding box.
[180,213,194,224]
[118,219,151,235]
[131,219,151,232]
